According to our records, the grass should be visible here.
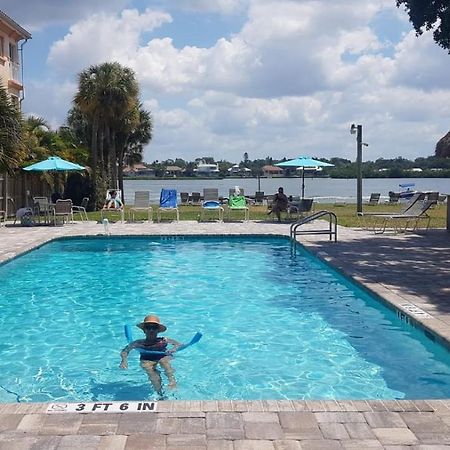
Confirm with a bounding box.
[83,202,448,228]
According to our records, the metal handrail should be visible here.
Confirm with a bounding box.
[290,210,338,246]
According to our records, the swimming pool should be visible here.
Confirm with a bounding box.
[0,236,449,402]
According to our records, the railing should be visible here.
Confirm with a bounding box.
[290,210,338,251]
[9,61,20,84]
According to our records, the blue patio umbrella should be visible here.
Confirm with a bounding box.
[23,156,85,172]
[276,156,334,199]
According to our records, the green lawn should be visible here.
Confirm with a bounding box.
[83,202,448,228]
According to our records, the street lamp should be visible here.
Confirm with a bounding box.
[350,123,363,214]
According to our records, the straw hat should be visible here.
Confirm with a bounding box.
[137,315,167,332]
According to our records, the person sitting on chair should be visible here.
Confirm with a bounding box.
[268,187,289,222]
[105,190,123,209]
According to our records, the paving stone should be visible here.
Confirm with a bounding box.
[319,422,350,439]
[0,436,36,450]
[243,412,280,423]
[298,440,344,450]
[344,422,376,439]
[17,414,46,433]
[206,440,233,450]
[244,421,283,439]
[373,427,419,445]
[364,412,407,428]
[234,440,275,450]
[412,445,450,449]
[278,412,318,429]
[314,412,366,423]
[57,435,102,449]
[414,433,450,444]
[29,436,62,450]
[77,423,118,435]
[340,439,384,449]
[0,414,24,432]
[156,417,182,434]
[179,418,206,434]
[39,414,83,435]
[206,412,244,440]
[401,412,450,433]
[98,435,127,450]
[125,434,167,449]
[117,414,157,434]
[166,433,207,446]
[273,440,303,450]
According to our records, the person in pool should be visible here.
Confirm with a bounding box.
[120,315,181,394]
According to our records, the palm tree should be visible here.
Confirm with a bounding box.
[73,62,140,203]
[0,85,25,173]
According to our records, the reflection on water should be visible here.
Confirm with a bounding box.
[124,177,450,204]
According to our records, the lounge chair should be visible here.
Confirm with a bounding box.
[358,192,425,228]
[128,191,152,222]
[101,189,125,223]
[72,197,89,222]
[371,200,434,234]
[157,189,179,222]
[227,194,249,221]
[228,187,244,198]
[52,199,73,225]
[201,188,223,222]
[180,192,189,205]
[191,192,201,205]
[367,193,380,205]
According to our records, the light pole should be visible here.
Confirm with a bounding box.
[350,124,363,214]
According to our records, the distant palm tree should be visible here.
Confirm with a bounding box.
[74,62,139,202]
[0,85,25,173]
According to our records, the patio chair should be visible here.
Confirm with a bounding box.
[72,197,89,222]
[227,194,249,221]
[52,199,73,225]
[228,187,244,198]
[33,196,50,224]
[191,192,201,205]
[180,192,189,205]
[129,191,152,222]
[157,188,179,222]
[288,198,314,220]
[372,200,434,234]
[388,191,400,203]
[101,189,125,223]
[367,193,380,205]
[254,191,265,205]
[201,188,223,222]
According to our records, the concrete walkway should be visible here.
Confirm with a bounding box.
[0,220,450,449]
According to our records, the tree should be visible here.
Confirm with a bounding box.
[0,85,25,173]
[73,62,140,204]
[397,0,450,52]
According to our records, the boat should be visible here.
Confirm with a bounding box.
[389,183,417,201]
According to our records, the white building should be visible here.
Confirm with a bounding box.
[194,161,220,176]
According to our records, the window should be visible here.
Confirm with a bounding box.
[0,36,4,57]
[9,43,16,62]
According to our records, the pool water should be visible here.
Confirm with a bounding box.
[0,236,449,402]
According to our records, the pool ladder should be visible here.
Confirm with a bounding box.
[290,210,338,252]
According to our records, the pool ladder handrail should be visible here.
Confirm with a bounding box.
[290,210,338,245]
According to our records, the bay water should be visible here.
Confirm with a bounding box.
[123,177,450,204]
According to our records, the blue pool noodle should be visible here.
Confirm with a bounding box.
[124,324,202,356]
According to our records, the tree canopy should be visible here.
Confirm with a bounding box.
[397,0,450,52]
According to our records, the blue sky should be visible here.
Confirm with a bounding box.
[3,0,450,163]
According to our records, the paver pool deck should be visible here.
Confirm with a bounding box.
[0,219,449,449]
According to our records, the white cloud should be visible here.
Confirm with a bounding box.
[23,0,450,162]
[160,0,248,15]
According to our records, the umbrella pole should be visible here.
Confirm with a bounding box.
[301,168,305,200]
